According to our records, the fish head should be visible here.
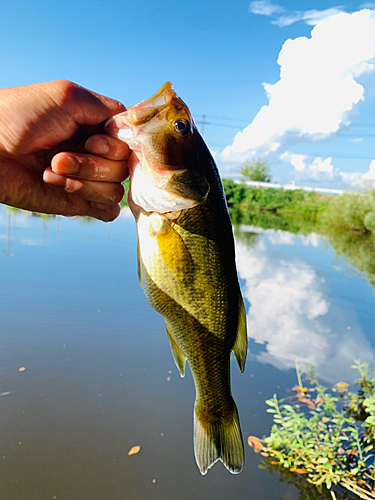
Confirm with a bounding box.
[104,82,210,215]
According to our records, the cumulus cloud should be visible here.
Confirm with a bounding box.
[281,153,335,180]
[235,231,375,382]
[280,152,375,186]
[222,9,375,167]
[361,159,375,182]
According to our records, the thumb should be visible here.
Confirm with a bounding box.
[45,80,126,127]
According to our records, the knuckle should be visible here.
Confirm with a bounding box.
[52,79,78,101]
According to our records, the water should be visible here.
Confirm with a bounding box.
[1,205,374,500]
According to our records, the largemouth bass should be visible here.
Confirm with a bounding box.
[105,83,247,474]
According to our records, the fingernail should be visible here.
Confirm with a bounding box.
[53,155,79,175]
[85,136,110,155]
[43,169,67,187]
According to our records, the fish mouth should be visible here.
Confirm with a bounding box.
[104,82,175,138]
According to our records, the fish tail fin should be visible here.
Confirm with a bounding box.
[194,398,244,475]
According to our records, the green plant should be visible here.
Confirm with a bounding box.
[240,159,272,182]
[249,361,375,499]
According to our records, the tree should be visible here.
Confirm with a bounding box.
[240,159,272,182]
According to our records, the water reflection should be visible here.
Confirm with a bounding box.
[235,227,375,383]
[2,204,375,499]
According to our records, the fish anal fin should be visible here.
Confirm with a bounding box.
[194,399,244,475]
[166,324,186,378]
[233,294,247,373]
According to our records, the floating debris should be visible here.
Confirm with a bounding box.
[18,367,26,372]
[128,446,141,456]
[0,392,11,397]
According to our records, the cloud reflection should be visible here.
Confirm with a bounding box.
[235,229,375,383]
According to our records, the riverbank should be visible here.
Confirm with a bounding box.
[222,179,375,235]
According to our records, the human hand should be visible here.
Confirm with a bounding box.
[0,80,130,221]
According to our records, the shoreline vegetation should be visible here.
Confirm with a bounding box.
[221,179,375,235]
[249,361,375,500]
[121,177,375,236]
[221,179,375,292]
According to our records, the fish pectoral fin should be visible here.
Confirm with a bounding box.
[232,294,247,373]
[194,398,244,475]
[156,223,194,276]
[166,324,186,378]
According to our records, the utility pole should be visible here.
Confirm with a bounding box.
[200,115,206,137]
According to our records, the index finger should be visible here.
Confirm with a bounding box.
[85,134,131,161]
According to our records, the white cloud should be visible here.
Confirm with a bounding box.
[281,153,335,180]
[249,1,345,27]
[222,9,375,166]
[280,152,306,172]
[235,232,375,382]
[274,7,345,27]
[249,0,283,16]
[361,159,375,182]
[347,137,363,143]
[280,152,375,187]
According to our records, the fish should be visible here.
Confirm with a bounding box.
[105,82,247,474]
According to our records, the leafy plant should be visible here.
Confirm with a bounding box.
[249,361,375,499]
[240,159,272,182]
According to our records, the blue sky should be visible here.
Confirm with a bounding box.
[1,0,375,188]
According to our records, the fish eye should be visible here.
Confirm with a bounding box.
[174,118,191,136]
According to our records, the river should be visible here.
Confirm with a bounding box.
[1,205,374,500]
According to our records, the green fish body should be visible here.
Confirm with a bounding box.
[105,83,247,474]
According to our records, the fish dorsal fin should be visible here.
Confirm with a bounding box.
[232,294,247,373]
[166,323,186,378]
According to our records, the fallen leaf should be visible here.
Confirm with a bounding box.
[18,367,26,372]
[298,396,311,404]
[247,436,264,452]
[290,468,308,474]
[128,446,141,456]
[333,382,349,391]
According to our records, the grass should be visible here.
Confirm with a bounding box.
[249,361,375,500]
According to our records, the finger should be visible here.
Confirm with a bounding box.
[0,159,120,222]
[50,152,129,183]
[84,134,131,161]
[43,80,127,126]
[87,202,121,222]
[43,168,125,205]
